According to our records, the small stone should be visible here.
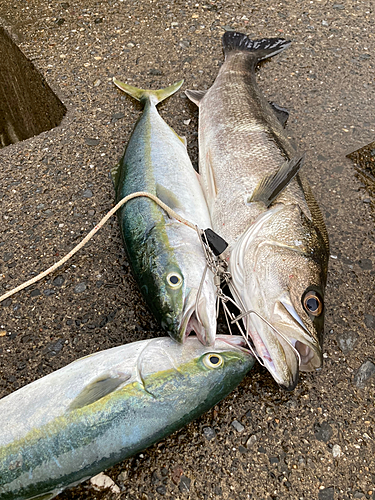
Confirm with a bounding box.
[53,276,64,287]
[179,476,191,493]
[55,18,65,26]
[156,485,166,495]
[336,331,359,354]
[127,42,135,48]
[269,456,279,464]
[314,421,333,443]
[3,252,13,262]
[364,314,374,328]
[202,426,216,441]
[171,466,183,485]
[43,289,55,296]
[246,434,257,448]
[183,119,191,125]
[353,492,365,499]
[354,360,375,388]
[90,472,120,494]
[85,138,100,146]
[74,283,86,293]
[318,487,335,500]
[117,471,128,482]
[0,330,6,337]
[322,20,329,26]
[358,258,372,270]
[231,420,245,432]
[30,289,41,297]
[238,445,247,454]
[112,112,125,122]
[332,4,344,9]
[93,79,101,87]
[332,444,342,458]
[149,68,162,75]
[82,189,93,198]
[94,18,103,23]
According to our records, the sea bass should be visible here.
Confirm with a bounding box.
[112,79,216,345]
[0,336,254,500]
[186,32,329,390]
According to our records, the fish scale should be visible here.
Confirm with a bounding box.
[186,32,329,390]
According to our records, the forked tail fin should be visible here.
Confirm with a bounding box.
[222,31,291,63]
[113,78,183,106]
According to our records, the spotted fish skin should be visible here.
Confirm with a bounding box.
[0,336,254,500]
[186,32,329,391]
[111,79,216,346]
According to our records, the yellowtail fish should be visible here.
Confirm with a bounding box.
[112,79,216,345]
[186,32,329,390]
[0,335,254,500]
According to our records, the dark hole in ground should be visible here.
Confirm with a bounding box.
[0,26,66,148]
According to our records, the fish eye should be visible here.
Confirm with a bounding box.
[203,353,223,369]
[302,290,323,316]
[166,272,183,289]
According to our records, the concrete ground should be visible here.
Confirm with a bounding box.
[0,0,374,499]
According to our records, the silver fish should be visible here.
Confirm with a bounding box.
[0,336,254,500]
[112,79,216,345]
[186,32,329,390]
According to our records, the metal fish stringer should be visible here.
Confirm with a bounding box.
[195,228,265,366]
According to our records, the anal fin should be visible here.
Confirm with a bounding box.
[249,153,305,208]
[269,101,289,127]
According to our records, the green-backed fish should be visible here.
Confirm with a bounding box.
[0,335,254,500]
[112,78,217,346]
[186,32,329,390]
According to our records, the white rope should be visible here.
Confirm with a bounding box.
[0,191,196,304]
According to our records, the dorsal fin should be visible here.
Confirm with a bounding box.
[269,101,289,127]
[249,154,305,207]
[185,89,207,107]
[69,373,131,411]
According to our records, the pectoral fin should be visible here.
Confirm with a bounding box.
[156,183,183,213]
[69,373,131,410]
[249,154,305,208]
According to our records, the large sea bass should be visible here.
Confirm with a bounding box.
[186,32,329,390]
[112,79,216,345]
[0,336,254,500]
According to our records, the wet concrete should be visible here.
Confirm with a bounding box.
[0,25,66,147]
[0,1,374,499]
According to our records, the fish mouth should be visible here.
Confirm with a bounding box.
[216,334,253,354]
[180,293,216,346]
[242,301,322,391]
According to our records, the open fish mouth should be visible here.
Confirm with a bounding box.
[180,294,216,346]
[241,306,322,391]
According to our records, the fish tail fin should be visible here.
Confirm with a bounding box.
[222,31,291,63]
[113,78,184,105]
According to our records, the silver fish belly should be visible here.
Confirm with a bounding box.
[186,32,329,390]
[0,336,254,500]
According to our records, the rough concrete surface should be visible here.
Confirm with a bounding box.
[0,1,374,499]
